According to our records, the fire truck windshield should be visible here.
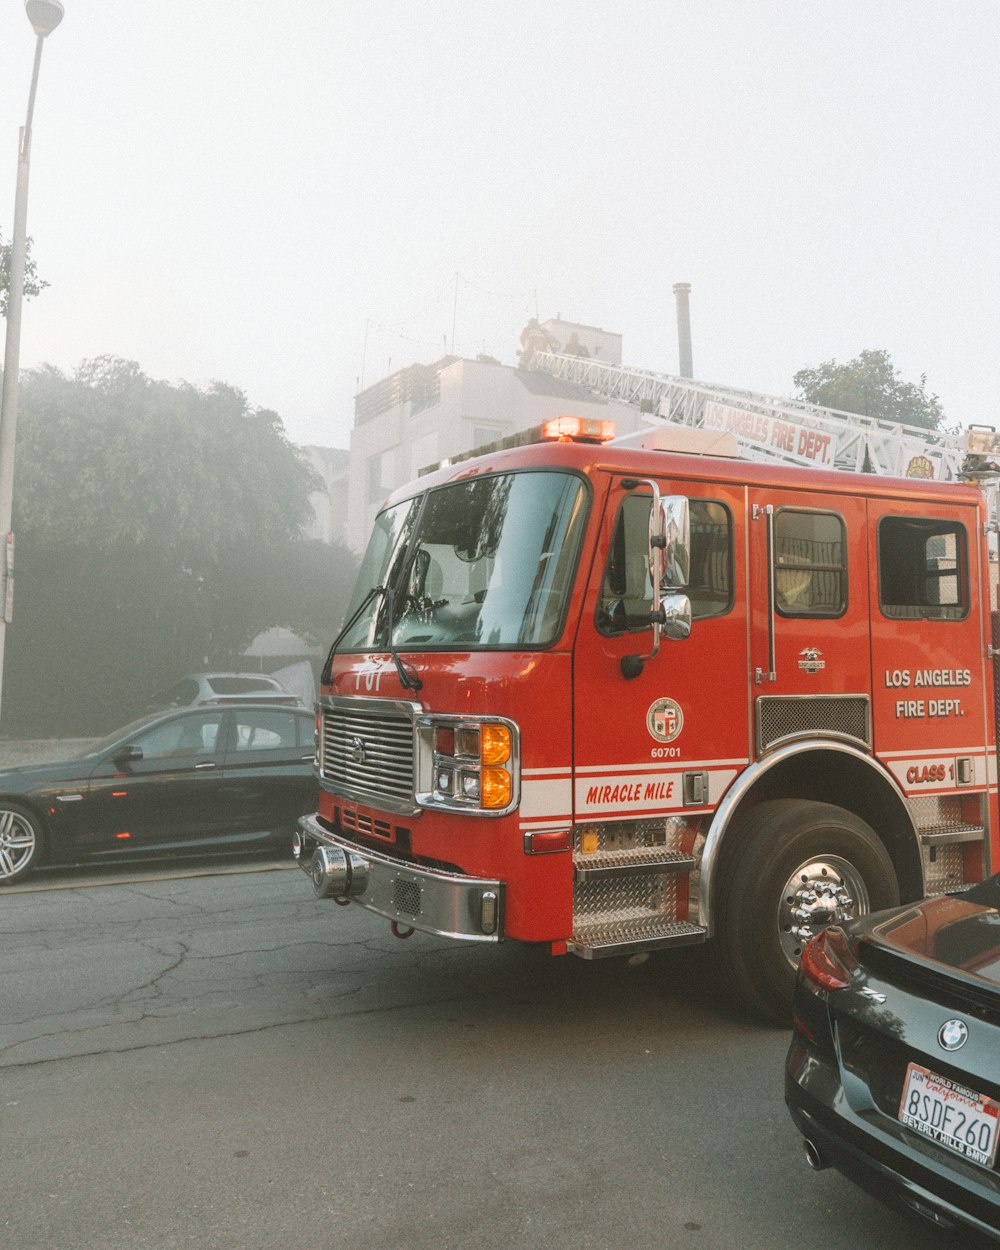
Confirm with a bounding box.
[340,471,588,651]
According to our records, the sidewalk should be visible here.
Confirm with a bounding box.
[0,739,98,768]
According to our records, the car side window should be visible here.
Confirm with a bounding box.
[233,710,298,752]
[133,713,223,760]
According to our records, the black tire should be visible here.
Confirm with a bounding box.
[0,801,44,885]
[711,799,898,1025]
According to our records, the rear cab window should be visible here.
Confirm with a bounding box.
[878,516,968,620]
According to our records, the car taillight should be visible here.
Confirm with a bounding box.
[798,926,859,992]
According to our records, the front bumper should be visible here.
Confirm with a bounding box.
[294,813,504,942]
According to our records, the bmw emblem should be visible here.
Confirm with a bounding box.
[938,1019,969,1052]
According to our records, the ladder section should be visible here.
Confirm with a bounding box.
[531,352,965,481]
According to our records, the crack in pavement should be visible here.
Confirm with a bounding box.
[0,984,482,1070]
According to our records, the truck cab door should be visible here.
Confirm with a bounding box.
[747,488,871,757]
[569,476,749,946]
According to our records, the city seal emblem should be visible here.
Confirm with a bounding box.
[646,697,684,744]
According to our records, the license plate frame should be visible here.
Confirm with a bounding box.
[898,1061,1000,1169]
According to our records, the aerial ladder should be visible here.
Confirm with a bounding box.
[529,351,973,481]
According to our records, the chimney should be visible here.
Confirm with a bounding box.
[673,282,693,378]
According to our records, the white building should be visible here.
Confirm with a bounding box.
[539,316,622,364]
[345,352,648,553]
[300,445,350,544]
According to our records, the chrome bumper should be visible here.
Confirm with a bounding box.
[294,814,503,942]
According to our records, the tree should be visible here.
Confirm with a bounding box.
[793,349,943,431]
[0,231,48,318]
[2,358,358,734]
[13,357,317,556]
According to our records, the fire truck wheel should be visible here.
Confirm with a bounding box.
[0,801,44,885]
[712,799,898,1025]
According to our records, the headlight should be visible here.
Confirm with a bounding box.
[417,716,519,815]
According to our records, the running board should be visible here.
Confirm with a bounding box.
[573,851,697,881]
[568,919,707,960]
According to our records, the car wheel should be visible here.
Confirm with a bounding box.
[0,802,44,885]
[712,799,898,1025]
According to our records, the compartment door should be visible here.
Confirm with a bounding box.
[867,500,993,883]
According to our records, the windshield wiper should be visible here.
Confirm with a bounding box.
[382,586,423,692]
[321,586,381,685]
[320,584,422,693]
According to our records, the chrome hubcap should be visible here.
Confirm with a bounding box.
[0,809,36,881]
[778,855,870,966]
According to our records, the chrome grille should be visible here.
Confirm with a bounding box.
[319,697,417,814]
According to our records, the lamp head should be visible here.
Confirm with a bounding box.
[25,0,65,38]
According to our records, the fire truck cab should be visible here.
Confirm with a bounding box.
[295,417,998,1021]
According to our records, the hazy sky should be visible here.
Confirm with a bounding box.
[1,1,996,450]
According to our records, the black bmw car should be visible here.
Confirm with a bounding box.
[786,875,1000,1242]
[0,703,317,885]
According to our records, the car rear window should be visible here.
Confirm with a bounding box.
[208,677,278,695]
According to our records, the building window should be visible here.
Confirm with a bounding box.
[410,431,438,479]
[472,426,503,452]
[367,452,389,505]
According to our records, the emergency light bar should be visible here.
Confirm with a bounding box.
[420,416,616,475]
[540,416,616,443]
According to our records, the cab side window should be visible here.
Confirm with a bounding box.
[597,496,732,634]
[774,509,847,617]
[878,517,967,620]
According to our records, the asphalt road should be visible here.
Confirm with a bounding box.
[0,861,971,1250]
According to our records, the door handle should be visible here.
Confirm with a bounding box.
[195,761,217,770]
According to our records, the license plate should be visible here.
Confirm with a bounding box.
[898,1062,1000,1169]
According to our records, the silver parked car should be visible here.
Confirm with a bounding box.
[146,672,302,712]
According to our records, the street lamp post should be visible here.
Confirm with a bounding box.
[0,0,64,729]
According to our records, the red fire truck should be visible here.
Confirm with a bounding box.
[294,416,999,1021]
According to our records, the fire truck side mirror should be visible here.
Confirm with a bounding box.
[653,496,691,590]
[623,492,693,679]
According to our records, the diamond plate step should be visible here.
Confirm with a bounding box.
[568,917,706,960]
[918,823,984,845]
[573,849,696,881]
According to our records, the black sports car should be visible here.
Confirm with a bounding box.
[0,703,317,884]
[786,874,1000,1242]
